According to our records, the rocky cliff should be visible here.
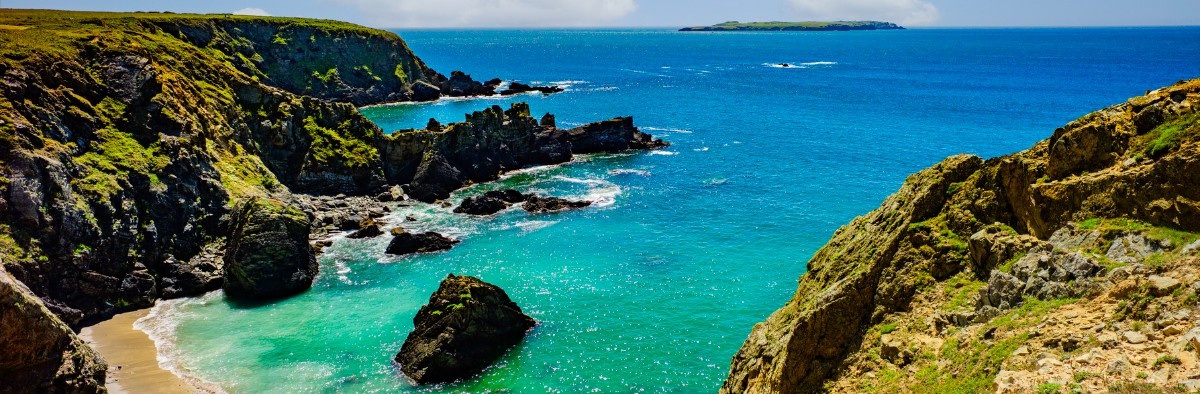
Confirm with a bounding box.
[723,78,1200,393]
[0,10,662,390]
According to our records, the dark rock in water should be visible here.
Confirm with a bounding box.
[0,265,107,392]
[411,81,442,102]
[395,274,536,384]
[223,198,318,300]
[484,78,503,88]
[500,82,565,96]
[522,195,592,214]
[405,152,466,203]
[454,189,530,215]
[347,218,384,239]
[439,71,497,97]
[385,232,460,256]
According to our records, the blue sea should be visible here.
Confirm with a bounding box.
[139,28,1200,392]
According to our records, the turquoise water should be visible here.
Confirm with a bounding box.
[144,28,1200,392]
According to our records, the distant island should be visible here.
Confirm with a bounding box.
[679,20,904,32]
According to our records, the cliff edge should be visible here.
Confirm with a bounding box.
[723,79,1200,393]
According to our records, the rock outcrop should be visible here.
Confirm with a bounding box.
[222,198,318,300]
[385,231,460,256]
[395,274,536,384]
[385,104,668,203]
[499,82,565,96]
[0,265,106,393]
[723,79,1200,393]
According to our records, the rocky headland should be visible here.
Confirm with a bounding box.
[0,10,663,390]
[722,79,1200,393]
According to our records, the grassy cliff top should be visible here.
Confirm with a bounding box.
[680,20,904,31]
[0,9,399,64]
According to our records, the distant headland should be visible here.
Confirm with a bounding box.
[679,20,904,32]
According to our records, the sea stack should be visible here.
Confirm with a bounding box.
[222,198,318,300]
[395,274,536,384]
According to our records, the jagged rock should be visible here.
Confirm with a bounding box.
[0,265,106,392]
[1148,275,1182,297]
[981,271,1026,310]
[454,190,528,215]
[565,116,669,153]
[385,232,460,256]
[522,195,592,214]
[223,199,318,300]
[395,274,536,384]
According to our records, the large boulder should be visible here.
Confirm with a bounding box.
[223,198,318,300]
[385,231,460,256]
[395,274,536,384]
[0,265,106,392]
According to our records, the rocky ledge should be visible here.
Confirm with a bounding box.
[722,79,1200,393]
[395,274,536,384]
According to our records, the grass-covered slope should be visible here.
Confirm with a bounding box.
[680,21,903,32]
[723,79,1200,393]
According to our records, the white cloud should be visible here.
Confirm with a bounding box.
[232,7,272,16]
[332,0,638,28]
[788,0,940,26]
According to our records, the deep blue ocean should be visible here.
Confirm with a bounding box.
[139,28,1200,392]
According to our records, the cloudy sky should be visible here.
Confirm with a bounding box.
[7,0,1200,28]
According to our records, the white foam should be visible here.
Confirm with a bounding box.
[801,61,837,66]
[649,150,679,156]
[550,80,588,85]
[763,61,838,69]
[582,185,622,207]
[702,177,729,186]
[333,260,352,285]
[515,220,560,233]
[693,147,709,152]
[134,295,228,393]
[608,169,651,177]
[642,126,693,134]
[553,175,609,187]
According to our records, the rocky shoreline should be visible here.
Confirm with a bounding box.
[0,11,664,391]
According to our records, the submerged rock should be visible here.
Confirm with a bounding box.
[522,195,592,214]
[223,198,318,300]
[385,231,460,256]
[395,274,536,384]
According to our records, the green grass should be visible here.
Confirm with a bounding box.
[302,116,379,169]
[73,127,169,199]
[1036,383,1062,394]
[1153,354,1181,368]
[879,323,897,335]
[1141,112,1199,158]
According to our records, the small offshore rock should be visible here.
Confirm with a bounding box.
[395,274,536,384]
[385,232,459,256]
[522,195,592,214]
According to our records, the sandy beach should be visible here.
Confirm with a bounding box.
[79,309,196,394]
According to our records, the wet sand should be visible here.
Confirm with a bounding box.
[79,309,195,394]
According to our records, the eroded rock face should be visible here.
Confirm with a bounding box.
[454,190,528,215]
[385,231,459,256]
[0,265,106,393]
[223,198,318,300]
[395,274,536,384]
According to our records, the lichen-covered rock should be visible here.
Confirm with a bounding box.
[0,265,106,393]
[223,198,317,300]
[385,231,460,256]
[395,274,536,384]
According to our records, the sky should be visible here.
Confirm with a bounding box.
[5,0,1200,28]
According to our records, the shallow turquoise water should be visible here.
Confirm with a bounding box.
[145,28,1200,392]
